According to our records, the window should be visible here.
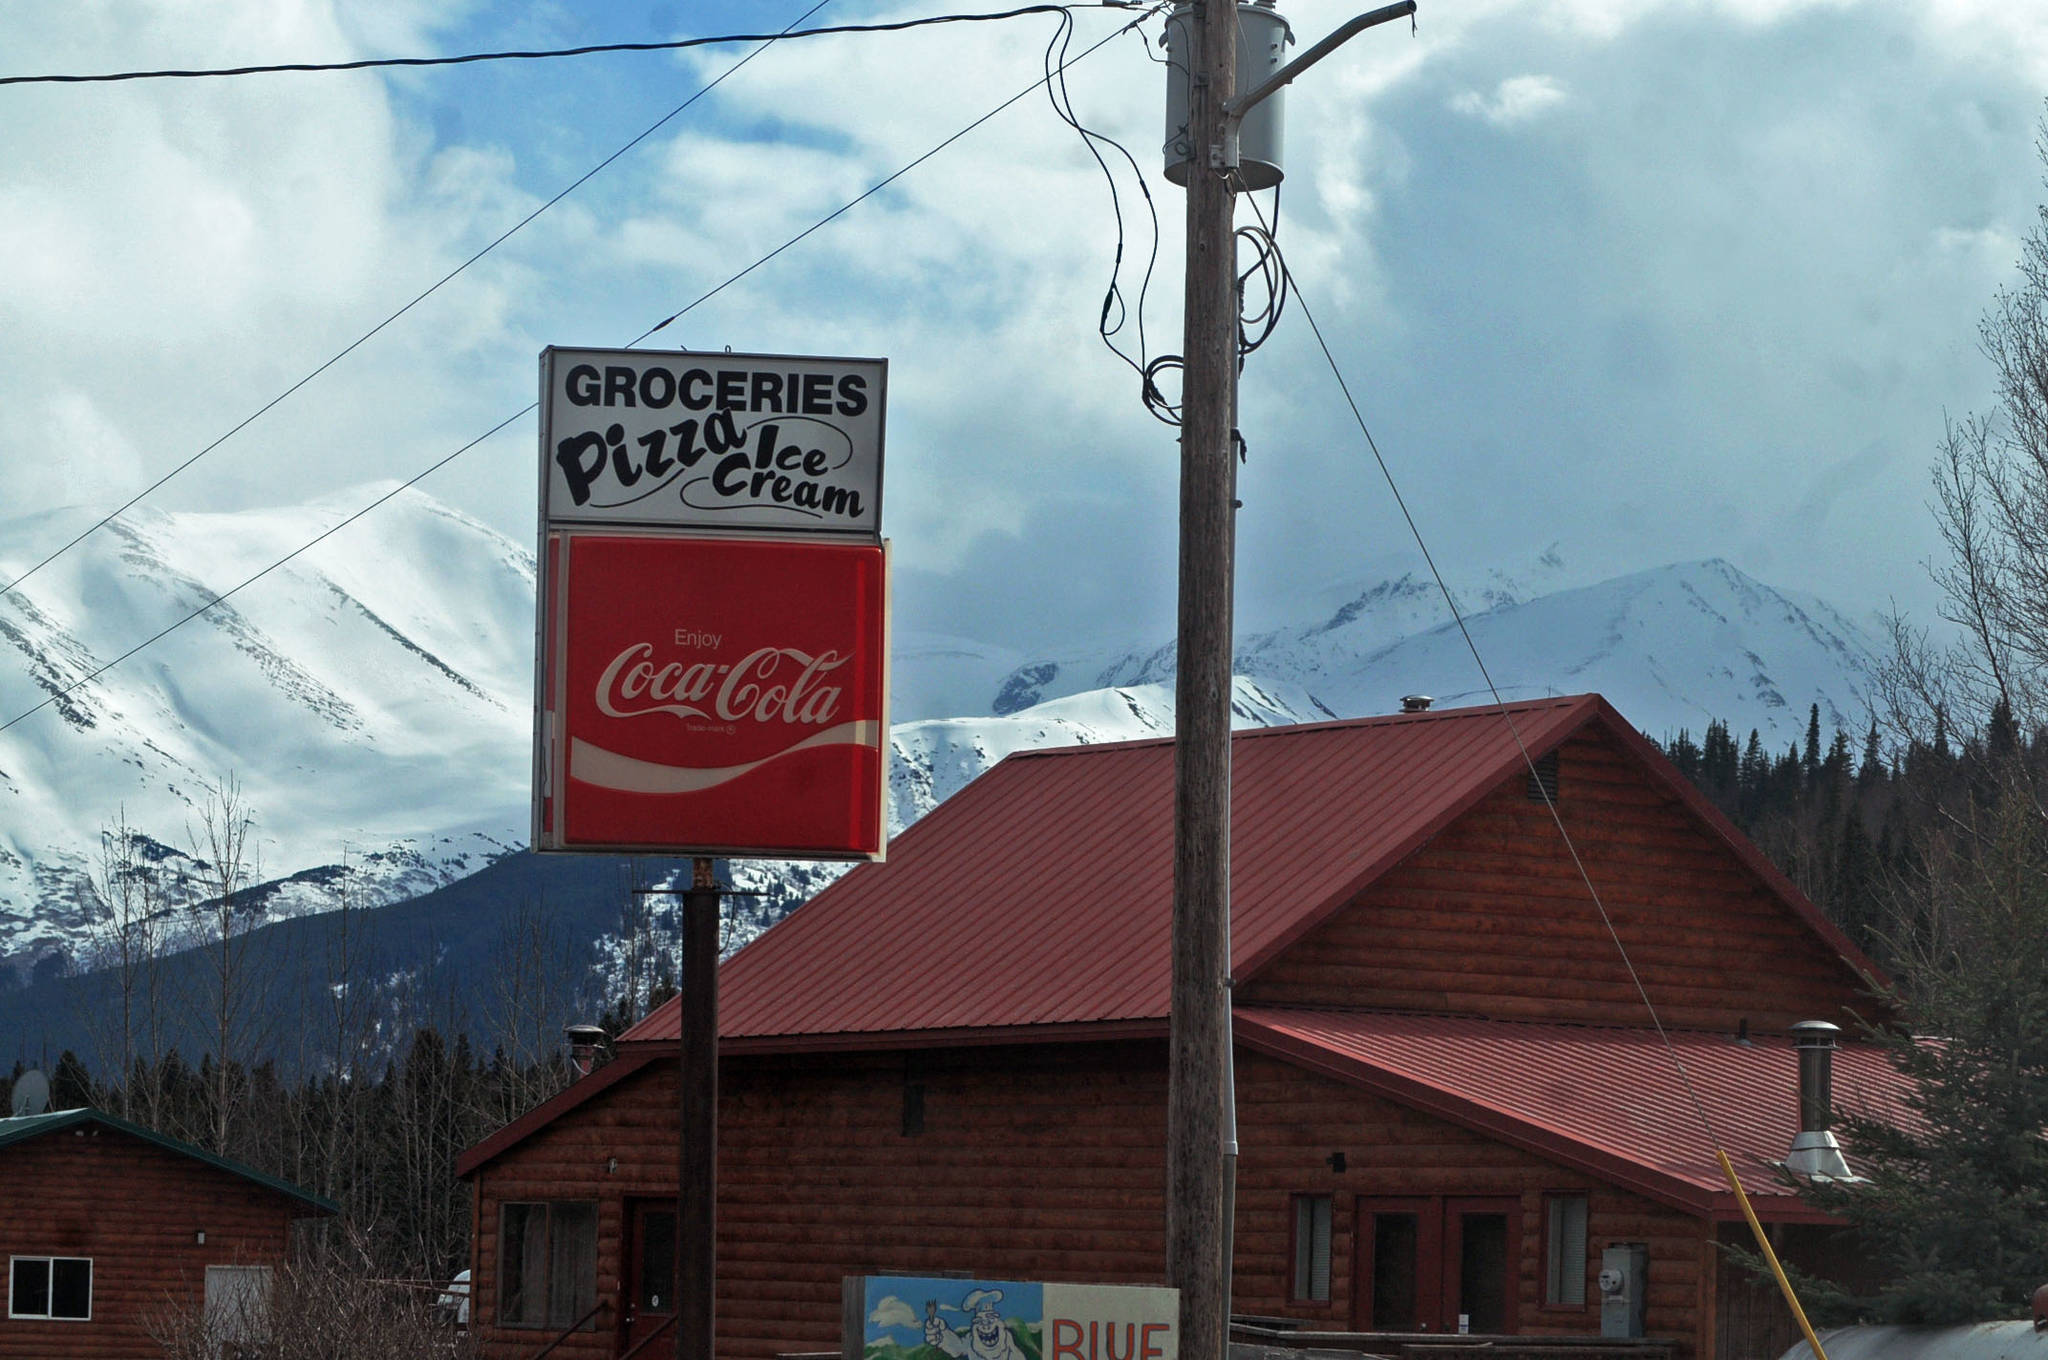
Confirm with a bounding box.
[1292,1195,1333,1303]
[9,1257,92,1321]
[499,1202,597,1330]
[1544,1195,1589,1306]
[204,1265,273,1348]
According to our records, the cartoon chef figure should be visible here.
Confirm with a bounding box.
[924,1289,1024,1360]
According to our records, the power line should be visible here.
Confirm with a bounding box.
[0,6,1132,86]
[0,0,834,608]
[633,3,1159,343]
[0,3,1158,739]
[0,409,532,739]
[1240,190,1728,1148]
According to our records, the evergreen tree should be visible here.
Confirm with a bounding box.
[1802,772,2048,1323]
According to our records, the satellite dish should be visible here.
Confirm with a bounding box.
[10,1069,49,1117]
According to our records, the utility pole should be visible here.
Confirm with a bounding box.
[1166,5,1238,1360]
[677,855,720,1360]
[640,858,728,1360]
[1164,6,1414,1360]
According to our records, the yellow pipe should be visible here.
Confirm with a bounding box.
[1717,1148,1832,1360]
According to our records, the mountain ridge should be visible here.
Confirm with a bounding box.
[0,486,1884,977]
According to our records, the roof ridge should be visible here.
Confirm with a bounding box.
[1004,694,1598,761]
[1232,1004,1834,1044]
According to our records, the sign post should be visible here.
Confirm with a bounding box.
[533,345,889,1360]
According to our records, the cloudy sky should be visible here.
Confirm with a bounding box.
[4,0,2045,662]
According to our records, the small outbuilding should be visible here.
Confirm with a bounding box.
[459,694,1912,1360]
[0,1105,335,1358]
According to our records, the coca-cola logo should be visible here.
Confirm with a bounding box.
[595,642,848,726]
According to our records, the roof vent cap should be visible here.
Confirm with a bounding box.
[1401,694,1434,713]
[1785,1020,1857,1181]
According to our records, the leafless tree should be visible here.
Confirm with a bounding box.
[149,1245,473,1360]
[474,896,576,1131]
[184,774,261,1155]
[80,807,168,1122]
[1880,119,2048,753]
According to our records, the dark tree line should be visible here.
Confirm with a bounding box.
[1659,698,2048,976]
[0,803,689,1285]
[2,1029,568,1284]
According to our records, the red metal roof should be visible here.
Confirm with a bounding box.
[622,693,1876,1046]
[1237,1007,1914,1217]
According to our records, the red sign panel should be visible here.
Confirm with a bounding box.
[536,533,887,858]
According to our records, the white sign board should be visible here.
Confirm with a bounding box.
[539,346,886,538]
[846,1275,1179,1360]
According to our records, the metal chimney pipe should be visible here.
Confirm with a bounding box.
[564,1022,608,1079]
[1785,1020,1855,1180]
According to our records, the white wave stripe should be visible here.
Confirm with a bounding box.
[569,721,882,794]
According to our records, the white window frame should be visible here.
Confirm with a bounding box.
[8,1255,93,1321]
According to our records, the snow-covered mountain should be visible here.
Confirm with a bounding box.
[0,486,533,970]
[0,486,1884,975]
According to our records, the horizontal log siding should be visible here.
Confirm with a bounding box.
[1239,731,1868,1033]
[0,1126,304,1360]
[476,1044,1720,1360]
[1231,1052,1706,1351]
[473,1042,1171,1360]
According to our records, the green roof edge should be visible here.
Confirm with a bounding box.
[0,1106,340,1214]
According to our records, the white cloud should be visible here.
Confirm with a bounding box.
[869,1295,919,1329]
[1451,74,1568,125]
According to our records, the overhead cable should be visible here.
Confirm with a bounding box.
[0,5,1138,86]
[1238,195,1838,1359]
[0,0,834,607]
[0,3,1159,737]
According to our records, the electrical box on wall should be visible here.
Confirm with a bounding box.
[1598,1243,1648,1339]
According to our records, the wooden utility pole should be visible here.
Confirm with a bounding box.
[678,856,721,1360]
[1165,6,1415,1358]
[1167,1,1239,1358]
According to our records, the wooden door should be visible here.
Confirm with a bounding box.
[619,1200,676,1355]
[1355,1197,1443,1332]
[1443,1197,1520,1336]
[1355,1196,1522,1335]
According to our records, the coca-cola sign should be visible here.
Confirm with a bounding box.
[539,346,885,538]
[534,533,887,858]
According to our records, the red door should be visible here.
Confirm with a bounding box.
[1355,1196,1521,1335]
[1444,1197,1520,1336]
[619,1200,676,1355]
[1356,1197,1443,1331]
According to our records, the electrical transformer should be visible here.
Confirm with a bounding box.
[1162,2,1294,189]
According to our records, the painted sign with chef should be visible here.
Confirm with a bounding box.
[533,532,888,859]
[847,1277,1178,1360]
[539,346,885,538]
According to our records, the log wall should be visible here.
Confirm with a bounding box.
[472,1045,1716,1360]
[0,1123,309,1360]
[1239,731,1869,1034]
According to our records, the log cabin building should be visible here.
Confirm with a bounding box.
[457,694,1908,1360]
[0,1105,335,1359]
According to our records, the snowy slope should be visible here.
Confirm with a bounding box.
[0,485,1882,974]
[0,485,533,965]
[1276,559,1880,743]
